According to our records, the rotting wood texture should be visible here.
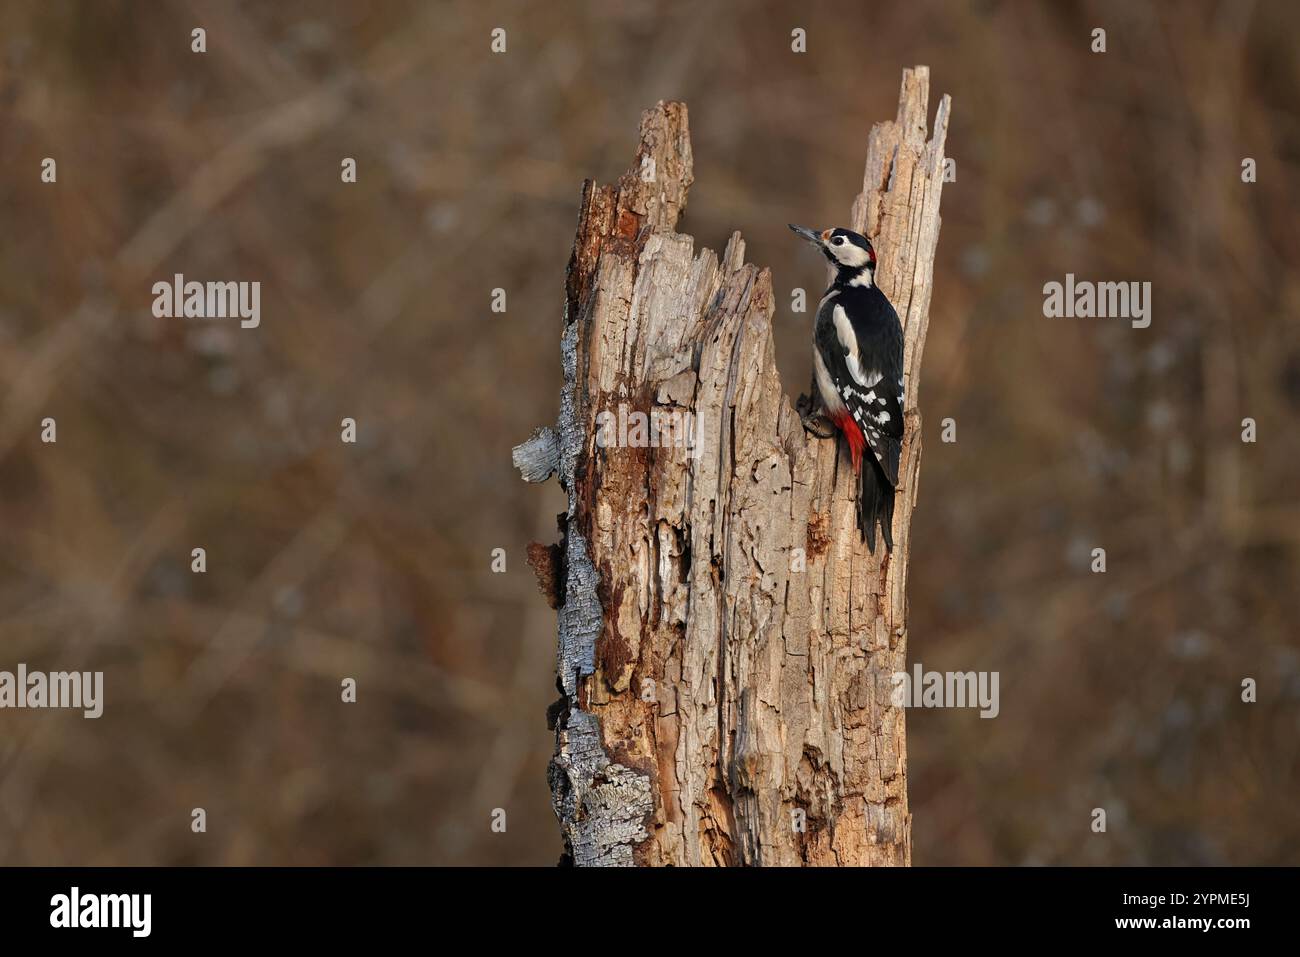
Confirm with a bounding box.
[514,66,950,866]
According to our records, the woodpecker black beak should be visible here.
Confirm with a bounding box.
[788,224,823,246]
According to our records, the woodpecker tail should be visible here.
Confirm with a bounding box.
[856,458,895,554]
[827,407,894,553]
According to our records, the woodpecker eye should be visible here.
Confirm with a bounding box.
[831,236,845,246]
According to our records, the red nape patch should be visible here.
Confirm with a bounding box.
[831,409,866,473]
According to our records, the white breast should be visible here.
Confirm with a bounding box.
[814,349,845,416]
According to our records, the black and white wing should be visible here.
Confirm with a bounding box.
[819,298,904,487]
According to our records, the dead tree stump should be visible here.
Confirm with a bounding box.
[514,66,950,866]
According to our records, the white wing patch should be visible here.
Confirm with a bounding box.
[832,304,884,387]
[831,305,862,383]
[821,315,903,480]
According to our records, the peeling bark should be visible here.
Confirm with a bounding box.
[515,68,950,866]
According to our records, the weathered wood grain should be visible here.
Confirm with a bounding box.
[515,68,949,866]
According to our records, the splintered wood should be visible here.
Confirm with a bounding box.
[514,67,949,866]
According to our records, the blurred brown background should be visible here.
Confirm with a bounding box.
[0,0,1297,865]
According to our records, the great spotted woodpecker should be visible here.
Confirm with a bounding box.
[789,224,904,553]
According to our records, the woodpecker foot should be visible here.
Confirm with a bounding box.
[796,393,837,438]
[800,410,838,439]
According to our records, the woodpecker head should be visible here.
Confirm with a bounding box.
[789,224,877,286]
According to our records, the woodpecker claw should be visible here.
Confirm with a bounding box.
[801,410,838,439]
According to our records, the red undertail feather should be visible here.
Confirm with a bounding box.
[831,409,866,474]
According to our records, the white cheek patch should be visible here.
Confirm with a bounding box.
[834,243,870,269]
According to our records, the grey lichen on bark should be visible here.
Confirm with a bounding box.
[515,67,950,866]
